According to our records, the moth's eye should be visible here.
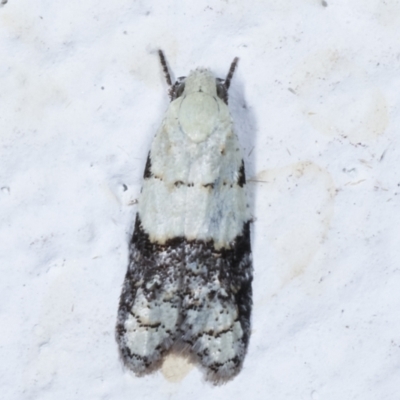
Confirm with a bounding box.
[172,76,186,99]
[176,82,186,98]
[216,79,228,104]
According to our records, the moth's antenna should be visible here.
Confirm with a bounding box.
[158,50,172,87]
[224,57,239,90]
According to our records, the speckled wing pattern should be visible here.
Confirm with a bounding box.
[116,52,252,385]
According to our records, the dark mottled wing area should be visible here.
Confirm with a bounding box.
[179,222,252,383]
[116,217,184,374]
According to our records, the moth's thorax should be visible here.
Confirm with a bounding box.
[176,69,222,143]
[178,93,220,143]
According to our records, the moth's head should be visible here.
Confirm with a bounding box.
[186,69,218,94]
[170,69,229,104]
[157,50,238,105]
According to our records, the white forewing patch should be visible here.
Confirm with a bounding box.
[140,179,248,247]
[138,85,249,247]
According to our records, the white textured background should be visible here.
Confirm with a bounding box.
[1,1,400,399]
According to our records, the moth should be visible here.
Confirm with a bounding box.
[116,50,252,384]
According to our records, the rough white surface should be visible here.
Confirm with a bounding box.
[1,0,400,399]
